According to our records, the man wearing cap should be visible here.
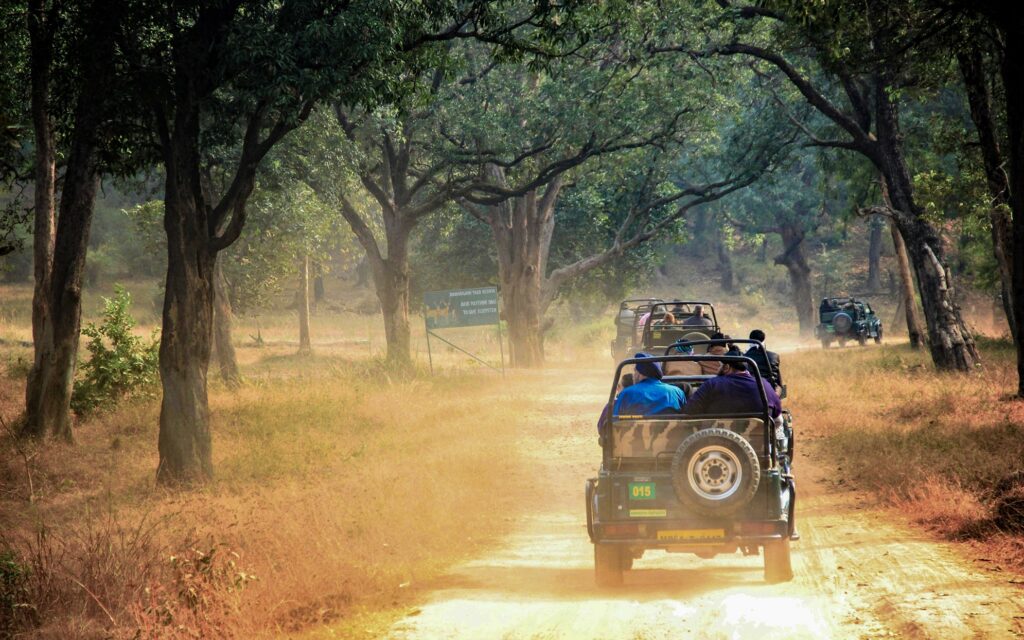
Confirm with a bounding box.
[681,358,781,418]
[613,352,687,417]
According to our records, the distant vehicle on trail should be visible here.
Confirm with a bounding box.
[641,301,720,355]
[588,341,797,586]
[815,296,882,348]
[610,298,663,361]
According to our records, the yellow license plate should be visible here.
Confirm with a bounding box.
[657,528,726,541]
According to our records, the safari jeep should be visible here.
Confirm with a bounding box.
[815,296,882,348]
[587,343,796,586]
[640,301,721,355]
[610,298,663,361]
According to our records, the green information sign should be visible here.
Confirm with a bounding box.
[424,286,499,330]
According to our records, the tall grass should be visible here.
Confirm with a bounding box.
[0,354,535,638]
[787,340,1024,554]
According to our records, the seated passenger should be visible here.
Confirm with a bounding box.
[682,304,714,327]
[681,359,781,418]
[613,353,686,417]
[654,312,676,326]
[701,333,731,375]
[663,341,704,376]
[597,373,633,436]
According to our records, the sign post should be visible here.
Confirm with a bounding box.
[423,286,504,374]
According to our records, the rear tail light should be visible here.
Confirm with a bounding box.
[602,523,640,538]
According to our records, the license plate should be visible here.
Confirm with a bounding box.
[657,528,726,542]
[628,482,656,501]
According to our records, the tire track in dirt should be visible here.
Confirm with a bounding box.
[388,370,1024,639]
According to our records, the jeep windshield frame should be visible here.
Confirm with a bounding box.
[639,301,719,351]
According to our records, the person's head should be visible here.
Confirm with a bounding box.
[616,371,635,394]
[693,304,705,317]
[633,352,663,381]
[708,332,731,355]
[663,312,676,324]
[718,359,748,376]
[749,329,766,343]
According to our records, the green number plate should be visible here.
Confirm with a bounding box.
[628,482,656,501]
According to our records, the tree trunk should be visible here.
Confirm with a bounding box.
[22,4,111,440]
[874,78,979,370]
[774,224,815,337]
[999,21,1024,395]
[27,0,55,366]
[157,126,215,483]
[867,215,883,292]
[487,178,561,368]
[958,46,1016,344]
[212,259,240,386]
[717,229,734,293]
[298,253,311,354]
[890,219,926,349]
[373,257,411,365]
[22,144,100,440]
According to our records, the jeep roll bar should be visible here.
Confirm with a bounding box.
[607,349,777,467]
[641,301,718,334]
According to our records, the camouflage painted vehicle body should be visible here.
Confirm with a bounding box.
[815,296,883,348]
[588,343,796,586]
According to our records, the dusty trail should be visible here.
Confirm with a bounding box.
[389,370,1024,639]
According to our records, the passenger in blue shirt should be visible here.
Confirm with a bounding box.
[613,352,686,417]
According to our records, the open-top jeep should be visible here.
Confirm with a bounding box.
[815,296,882,348]
[640,301,720,355]
[587,340,796,586]
[610,298,664,361]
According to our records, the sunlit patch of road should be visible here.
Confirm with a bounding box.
[386,368,1024,640]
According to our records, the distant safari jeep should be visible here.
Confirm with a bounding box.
[610,298,664,361]
[640,301,721,355]
[588,342,797,586]
[815,296,882,348]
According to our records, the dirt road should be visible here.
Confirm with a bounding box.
[388,370,1024,639]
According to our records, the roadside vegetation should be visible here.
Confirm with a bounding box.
[0,334,532,638]
[788,340,1024,569]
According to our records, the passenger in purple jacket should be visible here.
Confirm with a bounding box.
[681,359,781,418]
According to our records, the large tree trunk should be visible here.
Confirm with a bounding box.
[212,259,240,386]
[22,141,100,440]
[27,0,55,365]
[774,224,815,337]
[890,219,926,349]
[875,77,979,370]
[157,126,215,483]
[867,215,884,292]
[999,21,1024,395]
[298,253,311,354]
[487,178,561,368]
[958,46,1016,344]
[22,4,110,440]
[373,257,411,365]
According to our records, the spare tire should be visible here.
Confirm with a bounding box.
[832,312,853,334]
[679,331,711,353]
[671,428,760,518]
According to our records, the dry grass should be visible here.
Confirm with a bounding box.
[0,345,539,638]
[786,338,1024,566]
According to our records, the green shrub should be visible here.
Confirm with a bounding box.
[71,285,160,414]
[0,548,32,634]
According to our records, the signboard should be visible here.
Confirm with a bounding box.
[424,286,499,330]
